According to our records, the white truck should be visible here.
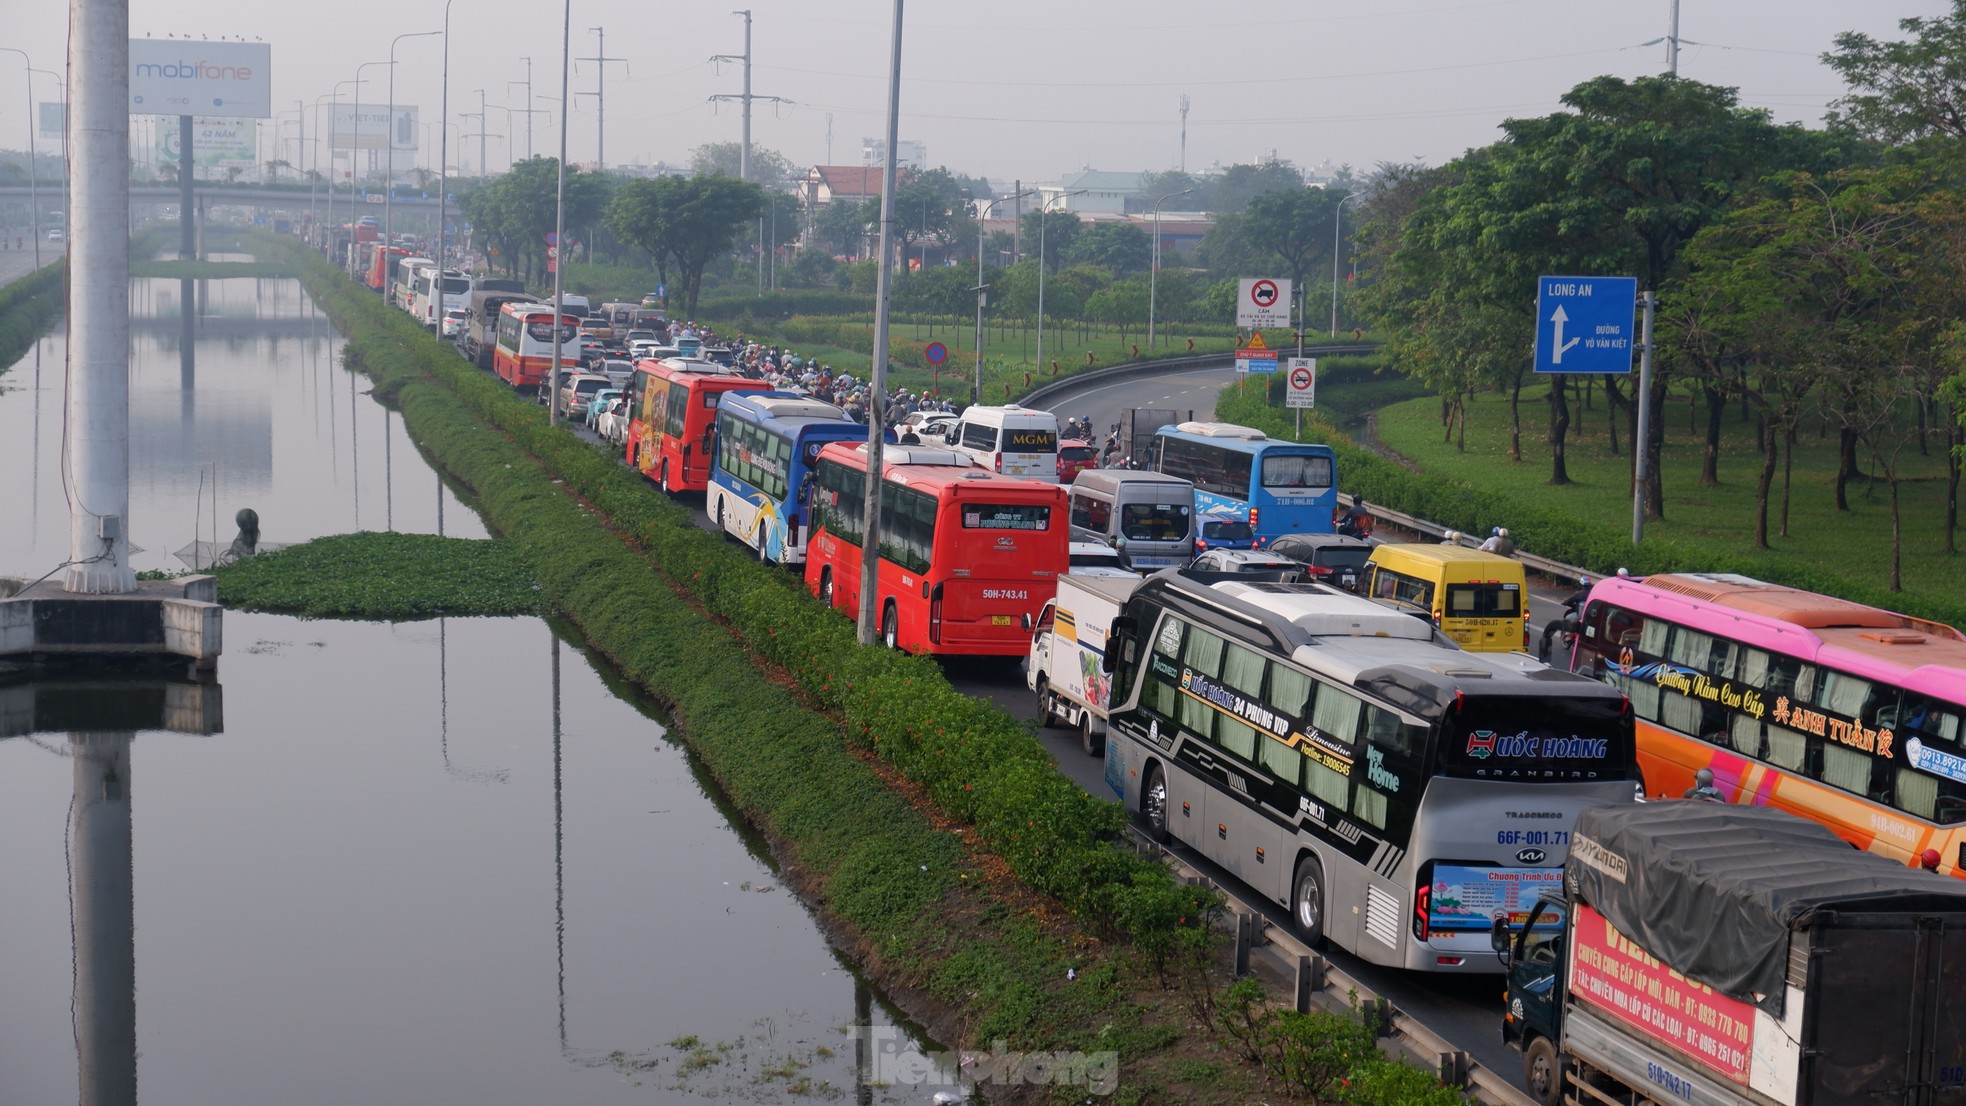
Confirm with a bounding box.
[1025,574,1143,757]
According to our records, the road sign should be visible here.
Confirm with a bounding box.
[924,341,948,365]
[1534,275,1638,374]
[1237,332,1279,374]
[1286,358,1317,409]
[1237,277,1292,329]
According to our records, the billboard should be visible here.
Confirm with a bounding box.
[128,39,272,119]
[330,105,418,152]
[155,117,259,174]
[38,102,66,139]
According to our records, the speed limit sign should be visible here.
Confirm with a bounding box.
[1286,358,1317,409]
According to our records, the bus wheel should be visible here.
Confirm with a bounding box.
[1141,765,1170,845]
[1034,678,1056,728]
[1523,1037,1560,1106]
[1291,856,1327,948]
[1081,714,1102,758]
[881,603,899,650]
[819,569,835,608]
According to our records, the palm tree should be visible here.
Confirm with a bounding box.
[265,158,292,183]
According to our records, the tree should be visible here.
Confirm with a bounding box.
[264,158,292,183]
[607,174,764,316]
[1086,279,1150,342]
[812,197,875,260]
[690,142,794,189]
[891,167,969,265]
[1136,170,1210,212]
[1824,3,1966,143]
[1239,187,1346,334]
[1210,160,1305,215]
[1066,221,1152,275]
[1018,208,1082,274]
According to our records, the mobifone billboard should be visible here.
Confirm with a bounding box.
[129,39,272,119]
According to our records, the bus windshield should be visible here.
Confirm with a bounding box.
[1437,697,1629,781]
[1261,452,1333,490]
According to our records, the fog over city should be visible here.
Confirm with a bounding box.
[0,1,1945,183]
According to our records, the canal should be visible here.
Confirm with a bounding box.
[0,276,947,1104]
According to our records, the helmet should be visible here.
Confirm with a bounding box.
[1616,567,1631,577]
[1492,527,1503,537]
[1578,575,1591,586]
[1499,528,1509,538]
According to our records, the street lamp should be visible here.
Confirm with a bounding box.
[353,61,389,245]
[1,48,44,268]
[973,189,1034,403]
[1034,189,1085,378]
[1147,187,1193,352]
[1330,191,1359,336]
[433,0,457,313]
[384,31,442,260]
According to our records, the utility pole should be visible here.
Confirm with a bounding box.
[462,89,490,178]
[1179,94,1190,173]
[575,28,624,170]
[508,57,544,160]
[825,112,833,165]
[709,11,788,182]
[1666,0,1681,75]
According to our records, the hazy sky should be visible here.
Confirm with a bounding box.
[1,1,1947,184]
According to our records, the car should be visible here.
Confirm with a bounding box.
[1056,439,1100,483]
[440,308,468,339]
[583,388,623,430]
[554,372,613,420]
[46,228,63,242]
[578,317,615,342]
[1194,515,1257,553]
[1188,549,1308,583]
[622,328,660,346]
[594,358,636,387]
[594,395,633,445]
[629,340,677,362]
[1266,532,1375,593]
[900,411,958,439]
[1067,539,1139,579]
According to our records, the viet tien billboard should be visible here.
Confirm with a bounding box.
[330,106,419,152]
[128,39,272,119]
[155,117,259,176]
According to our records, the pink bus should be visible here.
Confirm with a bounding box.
[1562,571,1966,875]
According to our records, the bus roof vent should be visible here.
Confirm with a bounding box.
[1430,664,1493,678]
[1858,631,1927,645]
[1175,421,1266,440]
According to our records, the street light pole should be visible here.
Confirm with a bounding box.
[433,0,456,312]
[385,31,441,263]
[353,61,388,257]
[1330,191,1359,337]
[973,189,1033,403]
[1147,187,1192,352]
[0,48,44,269]
[1034,189,1084,378]
[328,79,364,258]
[548,0,572,427]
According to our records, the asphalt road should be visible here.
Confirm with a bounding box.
[0,243,61,288]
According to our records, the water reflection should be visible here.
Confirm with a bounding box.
[0,276,485,581]
[0,665,223,1106]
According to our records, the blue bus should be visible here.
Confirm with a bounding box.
[1150,421,1338,545]
[708,392,868,565]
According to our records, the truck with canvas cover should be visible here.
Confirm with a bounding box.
[1116,407,1181,470]
[1495,802,1966,1106]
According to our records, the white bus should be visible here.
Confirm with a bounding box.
[393,256,433,311]
[1101,570,1636,973]
[412,268,470,330]
[946,403,1060,482]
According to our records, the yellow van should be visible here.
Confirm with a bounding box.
[1364,543,1528,652]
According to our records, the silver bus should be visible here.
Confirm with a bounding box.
[1067,470,1196,569]
[1101,571,1635,973]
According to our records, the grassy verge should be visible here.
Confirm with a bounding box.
[0,260,67,374]
[208,532,546,619]
[1216,379,1966,628]
[258,230,1477,1102]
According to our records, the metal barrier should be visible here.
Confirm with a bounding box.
[1337,492,1591,590]
[1017,344,1378,411]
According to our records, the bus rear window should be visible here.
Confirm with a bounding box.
[1437,696,1630,781]
[1260,452,1332,490]
[962,503,1052,531]
[1121,503,1189,541]
[1445,583,1521,618]
[526,321,577,342]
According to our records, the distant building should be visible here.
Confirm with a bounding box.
[1039,170,1147,215]
[860,138,927,170]
[799,164,902,212]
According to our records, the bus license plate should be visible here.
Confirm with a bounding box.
[992,615,1013,626]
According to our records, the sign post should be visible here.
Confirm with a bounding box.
[1237,277,1292,330]
[1286,356,1316,436]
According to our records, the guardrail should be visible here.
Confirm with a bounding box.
[1338,492,1589,589]
[1018,343,1379,410]
[1133,829,1537,1106]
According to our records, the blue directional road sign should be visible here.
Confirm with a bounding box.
[1534,275,1637,374]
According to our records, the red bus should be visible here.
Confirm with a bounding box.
[366,245,409,293]
[491,302,580,392]
[804,443,1070,655]
[626,357,770,494]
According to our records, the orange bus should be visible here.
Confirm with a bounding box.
[1566,571,1966,874]
[491,302,580,392]
[804,443,1070,655]
[625,357,771,494]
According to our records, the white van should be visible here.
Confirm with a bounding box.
[1067,469,1196,568]
[946,403,1060,482]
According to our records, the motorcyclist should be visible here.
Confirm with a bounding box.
[1562,575,1592,620]
[1337,498,1372,539]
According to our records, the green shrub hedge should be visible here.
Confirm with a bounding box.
[258,229,1215,951]
[0,260,67,373]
